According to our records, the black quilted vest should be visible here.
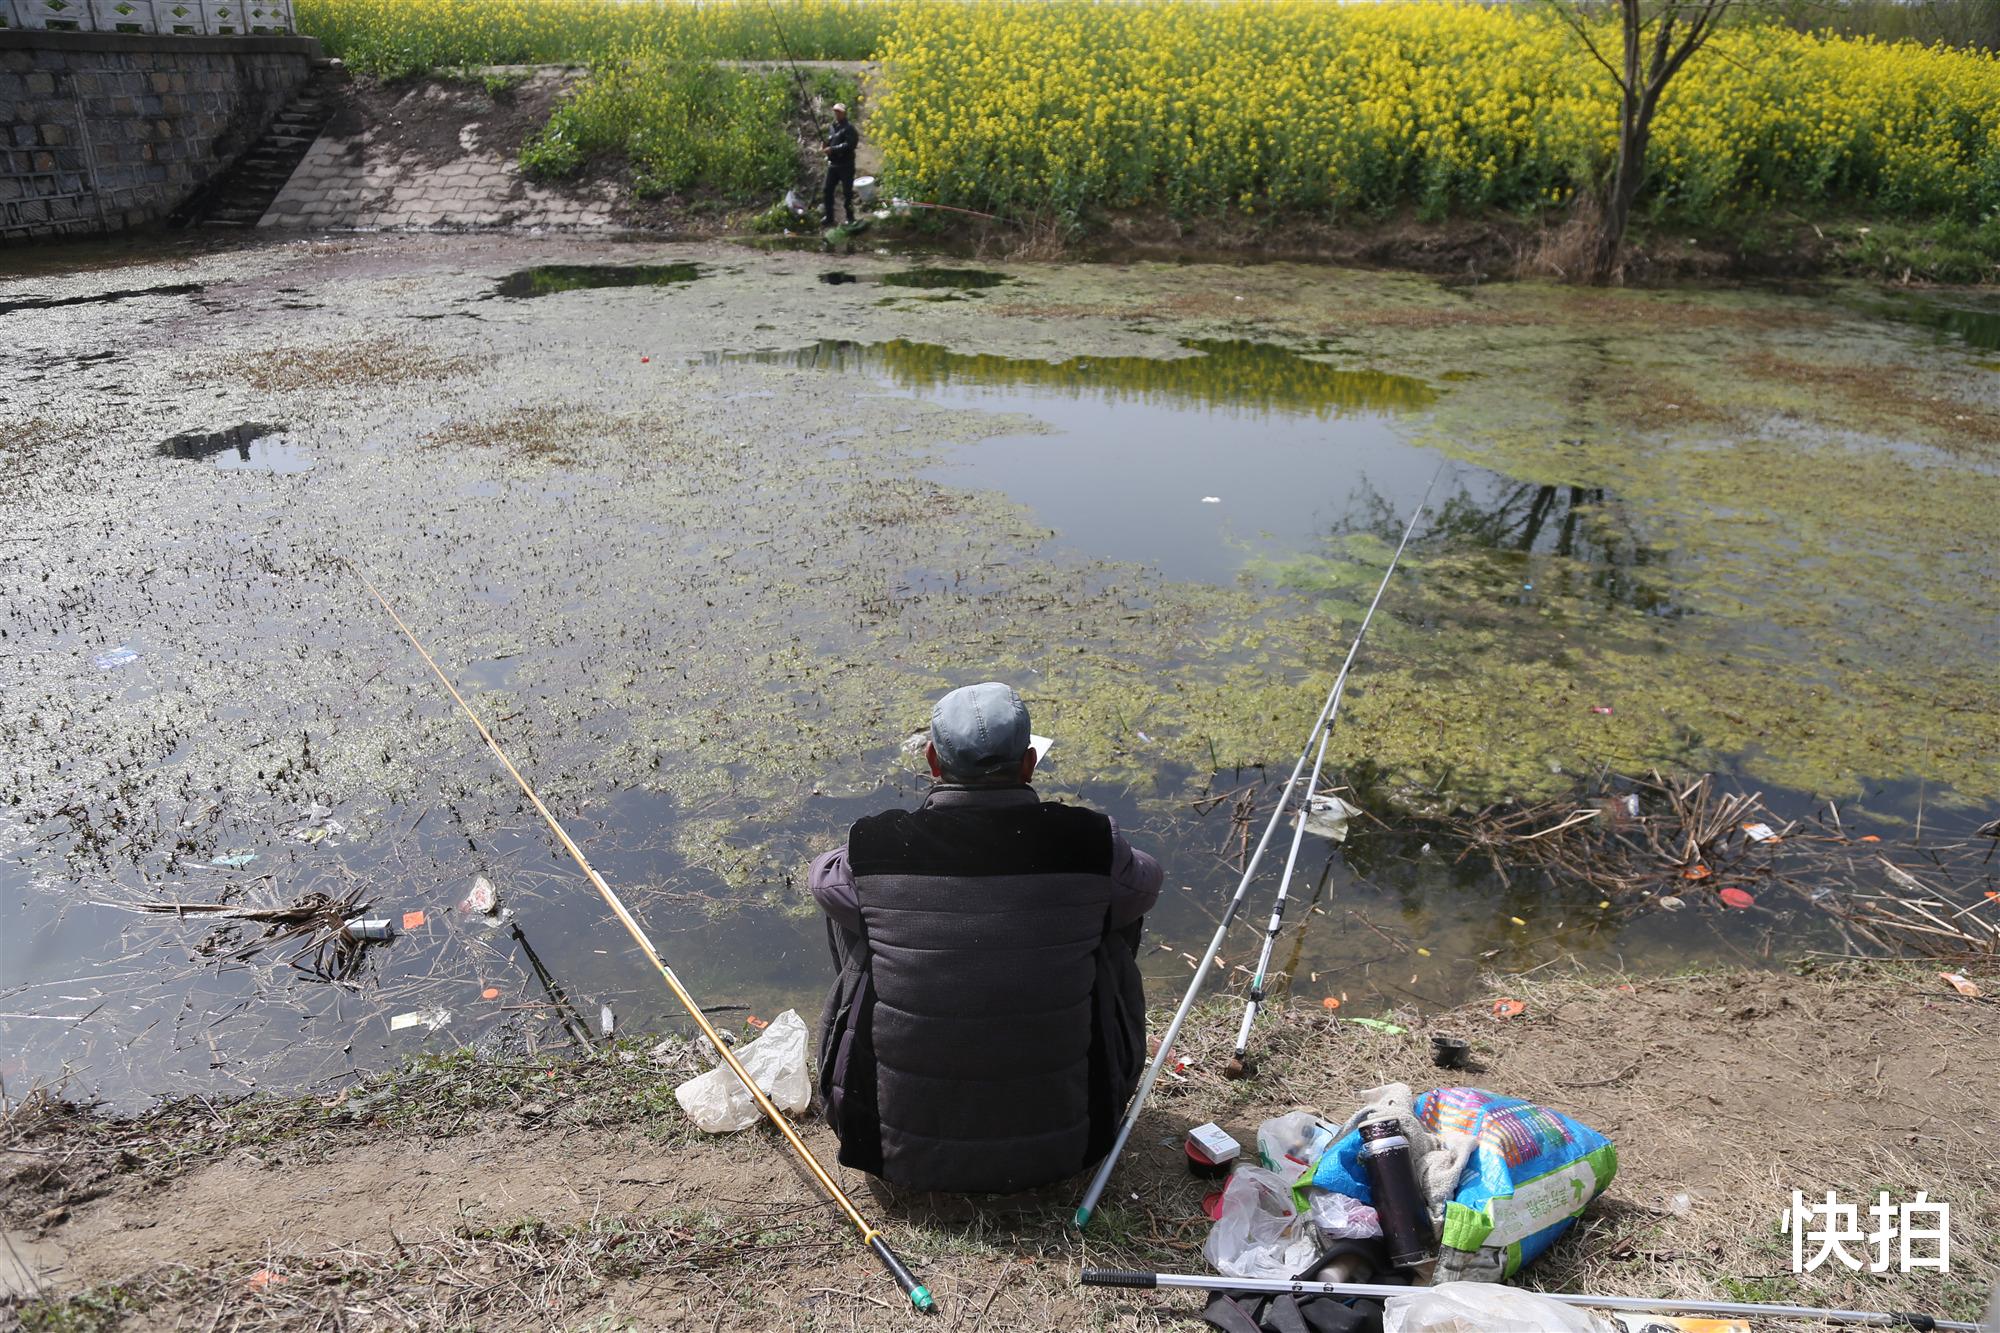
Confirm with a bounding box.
[815,785,1144,1194]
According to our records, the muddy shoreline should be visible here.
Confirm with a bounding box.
[5,963,1993,1330]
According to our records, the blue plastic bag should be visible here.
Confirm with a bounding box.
[1305,1087,1616,1277]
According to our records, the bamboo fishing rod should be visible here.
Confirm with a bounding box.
[1079,1270,1982,1331]
[1074,461,1445,1229]
[352,564,937,1315]
[1224,462,1440,1078]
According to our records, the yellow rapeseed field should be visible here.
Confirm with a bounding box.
[294,0,886,77]
[296,0,2000,222]
[869,1,2000,221]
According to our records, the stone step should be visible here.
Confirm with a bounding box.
[190,71,344,228]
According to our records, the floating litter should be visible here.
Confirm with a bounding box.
[1299,793,1362,842]
[94,645,139,669]
[460,875,499,915]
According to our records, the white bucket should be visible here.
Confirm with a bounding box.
[853,175,879,205]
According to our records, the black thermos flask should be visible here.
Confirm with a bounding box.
[1358,1116,1436,1268]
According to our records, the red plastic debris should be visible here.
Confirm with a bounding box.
[401,910,427,930]
[1491,998,1526,1019]
[1718,887,1756,910]
[745,1015,769,1031]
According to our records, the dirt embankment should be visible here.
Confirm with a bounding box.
[5,963,1993,1331]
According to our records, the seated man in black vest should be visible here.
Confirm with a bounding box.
[810,681,1163,1195]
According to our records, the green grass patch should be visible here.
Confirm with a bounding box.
[522,59,857,201]
[15,1285,141,1333]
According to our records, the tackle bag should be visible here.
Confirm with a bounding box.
[1304,1087,1616,1278]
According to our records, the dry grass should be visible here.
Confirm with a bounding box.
[7,965,1993,1331]
[220,338,476,394]
[1744,349,2000,447]
[424,404,637,464]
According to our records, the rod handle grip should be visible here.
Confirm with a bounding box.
[1081,1268,1158,1289]
[869,1236,935,1313]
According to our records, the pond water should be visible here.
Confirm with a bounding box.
[2,242,1995,1107]
[718,336,1442,581]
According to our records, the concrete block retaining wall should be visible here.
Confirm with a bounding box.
[0,29,319,241]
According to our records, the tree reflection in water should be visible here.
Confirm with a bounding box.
[1333,474,1679,618]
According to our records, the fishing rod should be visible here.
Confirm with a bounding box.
[1079,1270,1982,1331]
[352,564,936,1315]
[1074,461,1445,1228]
[892,199,1014,225]
[764,0,827,147]
[509,920,596,1050]
[1224,465,1439,1080]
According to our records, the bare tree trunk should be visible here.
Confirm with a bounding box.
[1591,93,1656,284]
[1551,0,1730,286]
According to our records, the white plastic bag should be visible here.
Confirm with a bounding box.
[674,1009,810,1132]
[1257,1110,1337,1186]
[1383,1282,1605,1333]
[1307,1190,1382,1240]
[1299,793,1364,842]
[1201,1165,1320,1279]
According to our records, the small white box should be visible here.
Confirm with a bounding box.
[1186,1122,1241,1164]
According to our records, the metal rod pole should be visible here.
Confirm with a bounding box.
[1073,460,1445,1228]
[353,564,935,1314]
[1079,1271,1980,1331]
[1228,720,1331,1062]
[1228,456,1435,1065]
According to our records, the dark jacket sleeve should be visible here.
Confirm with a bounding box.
[809,845,861,934]
[1106,818,1163,930]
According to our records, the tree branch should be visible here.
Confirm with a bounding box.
[1544,0,1628,95]
[1660,0,1733,87]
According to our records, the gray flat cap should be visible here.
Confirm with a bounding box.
[930,682,1031,778]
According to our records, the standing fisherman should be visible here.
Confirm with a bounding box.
[822,101,860,226]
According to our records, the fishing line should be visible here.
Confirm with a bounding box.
[1225,462,1440,1077]
[1074,459,1446,1228]
[1080,1270,1980,1331]
[352,563,936,1315]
